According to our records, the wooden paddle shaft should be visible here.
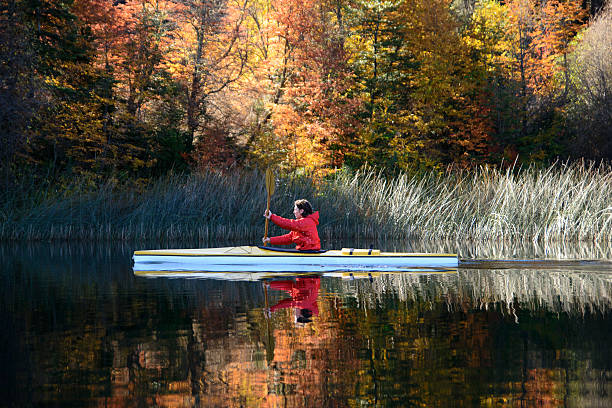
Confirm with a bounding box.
[264,193,271,244]
[264,168,274,246]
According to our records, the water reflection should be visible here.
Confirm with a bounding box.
[266,277,320,324]
[336,267,612,317]
[1,242,611,407]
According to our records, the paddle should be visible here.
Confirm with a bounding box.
[264,168,275,246]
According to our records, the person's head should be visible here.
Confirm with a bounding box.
[293,199,313,219]
[296,308,313,324]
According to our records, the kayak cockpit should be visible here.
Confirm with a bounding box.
[257,246,328,254]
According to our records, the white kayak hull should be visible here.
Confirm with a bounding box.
[134,270,457,281]
[133,246,458,273]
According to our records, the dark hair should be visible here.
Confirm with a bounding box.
[297,308,313,323]
[294,199,313,216]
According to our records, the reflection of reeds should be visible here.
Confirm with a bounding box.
[336,269,612,316]
[2,161,612,244]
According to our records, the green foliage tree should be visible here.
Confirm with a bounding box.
[11,0,111,182]
[0,0,40,185]
[343,0,412,170]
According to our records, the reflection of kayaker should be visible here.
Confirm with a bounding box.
[267,277,321,323]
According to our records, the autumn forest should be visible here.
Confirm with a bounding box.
[1,0,611,188]
[2,4,612,405]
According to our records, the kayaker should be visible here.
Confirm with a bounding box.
[262,199,321,250]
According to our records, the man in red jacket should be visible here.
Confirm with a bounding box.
[262,199,321,250]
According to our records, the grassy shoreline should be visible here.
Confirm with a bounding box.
[3,162,612,244]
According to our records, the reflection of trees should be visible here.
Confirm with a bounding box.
[15,279,609,407]
[331,269,612,406]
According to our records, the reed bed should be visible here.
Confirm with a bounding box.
[320,160,612,243]
[2,161,612,243]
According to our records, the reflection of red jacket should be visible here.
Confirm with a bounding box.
[269,212,321,250]
[269,277,320,316]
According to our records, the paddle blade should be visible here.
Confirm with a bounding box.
[265,168,275,197]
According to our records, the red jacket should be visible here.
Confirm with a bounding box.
[269,211,321,250]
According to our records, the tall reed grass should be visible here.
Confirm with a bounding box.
[323,161,612,243]
[2,161,611,244]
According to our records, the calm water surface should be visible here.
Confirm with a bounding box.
[1,242,612,407]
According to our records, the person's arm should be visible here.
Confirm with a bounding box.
[270,214,310,232]
[263,210,295,245]
[269,280,296,291]
[269,298,298,312]
[269,233,293,245]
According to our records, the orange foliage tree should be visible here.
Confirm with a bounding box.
[533,0,587,96]
[168,0,250,141]
[245,0,362,175]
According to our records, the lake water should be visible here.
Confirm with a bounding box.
[1,241,612,407]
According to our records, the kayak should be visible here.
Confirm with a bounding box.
[132,246,458,273]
